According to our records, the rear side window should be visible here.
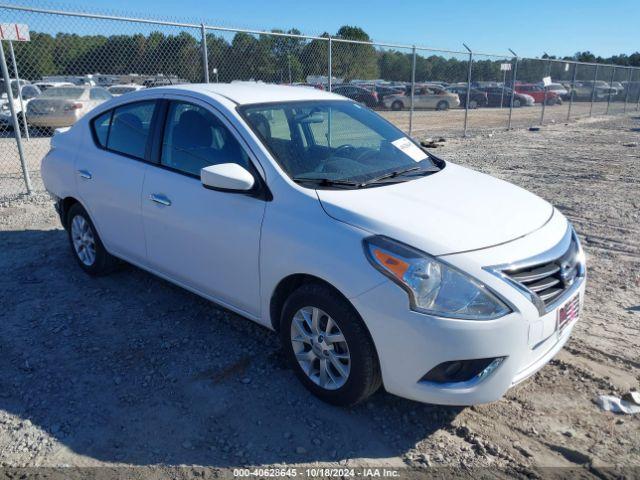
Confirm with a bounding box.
[90,101,156,159]
[92,110,111,148]
[108,102,156,159]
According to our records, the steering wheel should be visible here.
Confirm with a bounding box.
[333,144,357,157]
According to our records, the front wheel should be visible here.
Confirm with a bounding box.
[391,100,404,111]
[67,203,118,276]
[436,100,449,111]
[280,283,381,406]
[468,99,478,109]
[512,98,522,108]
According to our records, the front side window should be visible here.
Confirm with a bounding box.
[21,85,41,100]
[107,101,156,159]
[161,101,249,177]
[241,101,439,185]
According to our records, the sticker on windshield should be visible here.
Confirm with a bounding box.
[391,137,427,162]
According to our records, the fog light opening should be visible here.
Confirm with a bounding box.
[420,357,506,384]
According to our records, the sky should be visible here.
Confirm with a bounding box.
[11,0,640,58]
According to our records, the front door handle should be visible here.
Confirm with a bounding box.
[77,169,92,180]
[149,193,171,207]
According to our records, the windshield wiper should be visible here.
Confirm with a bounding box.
[292,176,362,188]
[359,165,438,187]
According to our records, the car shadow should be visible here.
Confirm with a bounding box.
[0,227,463,467]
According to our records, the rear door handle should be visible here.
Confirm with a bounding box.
[149,193,171,207]
[77,169,92,180]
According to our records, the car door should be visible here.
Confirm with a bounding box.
[76,100,158,263]
[413,88,427,108]
[423,87,440,108]
[141,97,266,317]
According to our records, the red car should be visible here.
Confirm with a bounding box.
[515,84,562,105]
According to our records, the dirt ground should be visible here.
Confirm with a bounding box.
[0,113,639,478]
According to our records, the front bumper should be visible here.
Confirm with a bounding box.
[351,213,585,405]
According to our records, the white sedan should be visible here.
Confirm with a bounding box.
[41,83,586,406]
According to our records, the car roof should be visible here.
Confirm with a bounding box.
[162,82,347,105]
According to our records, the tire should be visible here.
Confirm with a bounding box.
[513,99,522,108]
[468,99,478,109]
[66,203,118,276]
[436,100,449,111]
[280,283,382,407]
[391,100,404,111]
[545,97,556,106]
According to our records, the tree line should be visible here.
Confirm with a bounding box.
[11,25,640,86]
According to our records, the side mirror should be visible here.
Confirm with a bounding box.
[201,163,255,192]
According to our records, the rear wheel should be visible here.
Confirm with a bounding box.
[66,203,118,276]
[391,100,404,111]
[513,98,522,108]
[436,100,449,111]
[280,283,381,406]
[468,99,478,109]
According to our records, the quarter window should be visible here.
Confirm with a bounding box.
[106,101,156,159]
[92,110,111,148]
[160,101,249,177]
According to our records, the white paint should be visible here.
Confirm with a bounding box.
[40,83,585,406]
[0,24,30,41]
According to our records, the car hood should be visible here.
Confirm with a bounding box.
[316,162,553,256]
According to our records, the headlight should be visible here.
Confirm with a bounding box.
[363,236,511,320]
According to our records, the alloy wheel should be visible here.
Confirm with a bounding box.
[71,215,96,266]
[290,306,351,390]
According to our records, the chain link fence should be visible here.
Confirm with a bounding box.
[1,0,639,199]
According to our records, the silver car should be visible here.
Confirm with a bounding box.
[383,85,460,111]
[26,86,112,129]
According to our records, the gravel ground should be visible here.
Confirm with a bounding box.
[0,113,638,477]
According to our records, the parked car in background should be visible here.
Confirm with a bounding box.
[610,81,625,99]
[445,86,488,109]
[34,81,75,92]
[26,86,112,130]
[41,83,586,407]
[543,83,570,100]
[478,87,534,108]
[515,84,561,105]
[384,85,460,110]
[572,81,614,101]
[374,85,405,105]
[108,84,146,96]
[0,82,42,132]
[331,84,378,108]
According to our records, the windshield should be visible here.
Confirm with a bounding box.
[42,87,84,99]
[240,100,438,186]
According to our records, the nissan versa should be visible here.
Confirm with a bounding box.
[41,83,586,406]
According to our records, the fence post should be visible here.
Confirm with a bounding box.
[589,64,598,117]
[623,68,632,113]
[606,66,615,114]
[566,62,577,122]
[0,40,31,194]
[200,24,209,83]
[637,68,640,111]
[540,58,550,126]
[462,44,472,137]
[507,50,518,130]
[409,45,416,137]
[328,36,332,92]
[7,40,29,140]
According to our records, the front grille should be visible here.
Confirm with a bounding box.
[503,233,581,309]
